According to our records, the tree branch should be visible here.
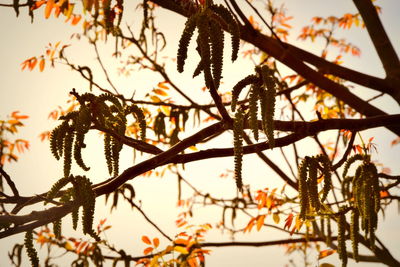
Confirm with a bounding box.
[352,0,400,80]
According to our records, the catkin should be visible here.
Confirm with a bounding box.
[350,209,359,262]
[24,230,39,267]
[337,210,348,267]
[298,158,309,220]
[233,109,244,191]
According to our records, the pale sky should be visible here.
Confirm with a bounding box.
[0,0,400,266]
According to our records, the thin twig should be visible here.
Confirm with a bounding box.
[0,167,19,197]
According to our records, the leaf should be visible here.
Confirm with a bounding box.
[153,89,168,97]
[273,213,280,224]
[284,213,293,230]
[64,241,74,251]
[320,263,336,267]
[256,215,266,231]
[153,238,159,248]
[71,14,82,25]
[29,57,37,71]
[157,81,170,89]
[174,246,189,254]
[143,247,153,255]
[11,111,29,119]
[150,95,162,103]
[141,235,152,245]
[244,218,256,233]
[44,0,54,19]
[318,249,336,259]
[39,58,45,72]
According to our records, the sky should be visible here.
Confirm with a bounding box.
[0,0,400,266]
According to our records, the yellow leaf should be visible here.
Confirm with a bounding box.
[174,246,189,254]
[295,215,303,231]
[150,95,161,103]
[149,255,160,267]
[273,213,280,224]
[160,105,170,116]
[188,145,198,151]
[64,241,74,251]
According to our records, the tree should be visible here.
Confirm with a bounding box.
[1,0,399,266]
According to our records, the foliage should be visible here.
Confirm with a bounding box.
[1,0,400,266]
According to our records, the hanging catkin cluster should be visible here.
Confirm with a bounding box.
[49,92,146,178]
[45,175,99,241]
[177,1,240,89]
[342,154,380,248]
[230,66,277,146]
[297,155,332,220]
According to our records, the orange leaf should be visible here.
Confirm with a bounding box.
[141,235,152,245]
[71,14,82,25]
[31,0,46,10]
[380,190,390,198]
[11,111,29,120]
[244,218,256,233]
[256,215,266,231]
[318,249,336,259]
[174,238,189,246]
[188,257,198,267]
[153,238,159,248]
[153,89,168,97]
[39,58,45,72]
[44,0,54,19]
[29,57,38,71]
[157,81,170,90]
[143,247,153,255]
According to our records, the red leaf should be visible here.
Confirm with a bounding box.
[284,213,293,230]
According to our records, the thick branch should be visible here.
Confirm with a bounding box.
[151,0,400,124]
[353,0,400,80]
